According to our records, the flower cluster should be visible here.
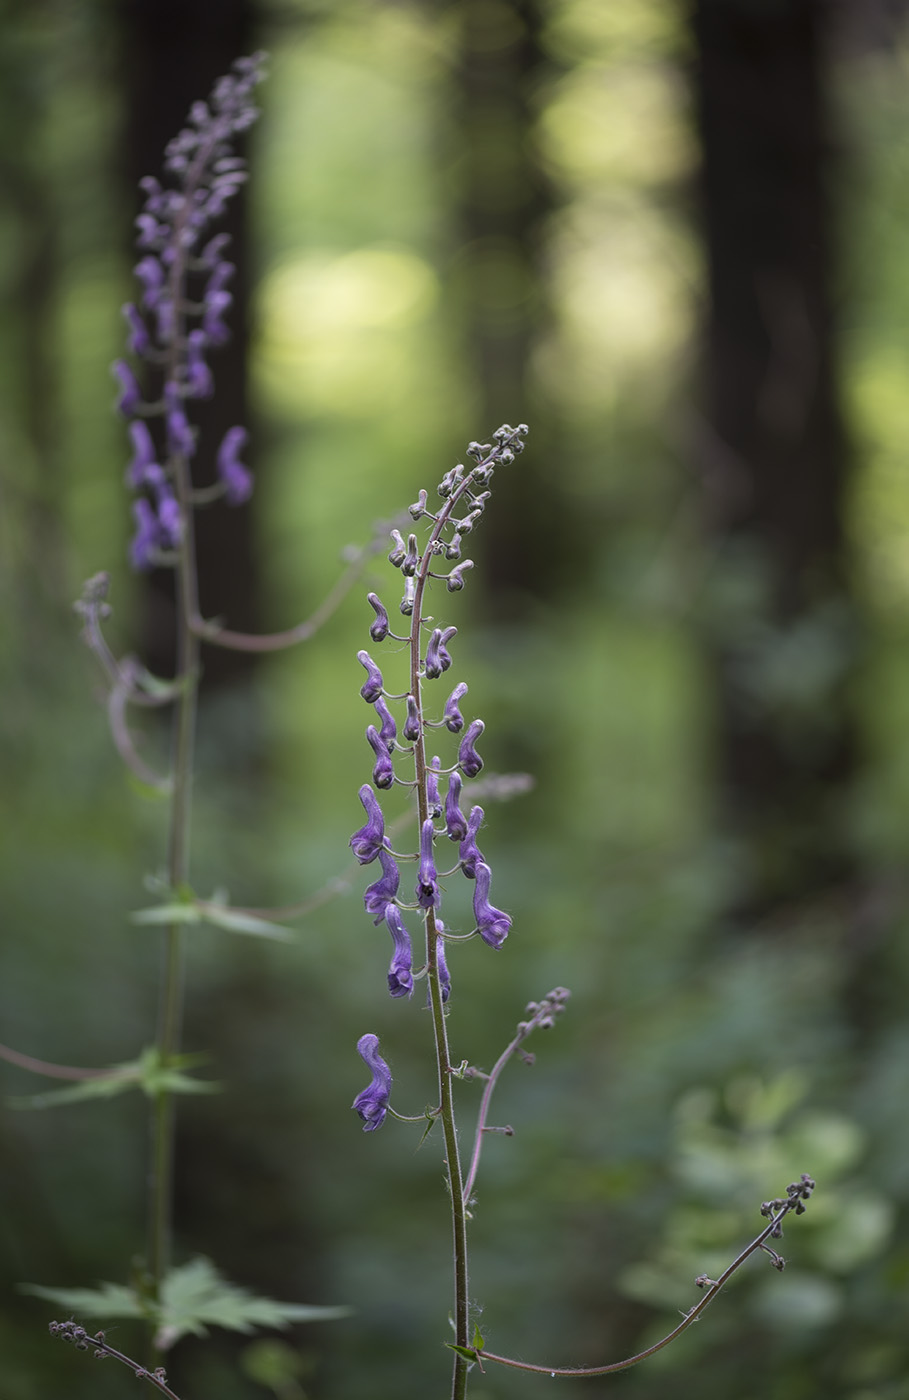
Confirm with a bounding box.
[350,425,529,1130]
[112,54,265,570]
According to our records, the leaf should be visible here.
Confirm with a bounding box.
[135,1046,220,1099]
[196,901,294,942]
[446,1344,479,1363]
[8,1066,141,1111]
[156,1258,351,1348]
[20,1279,147,1319]
[471,1324,485,1350]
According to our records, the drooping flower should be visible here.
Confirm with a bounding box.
[426,755,442,818]
[373,695,397,752]
[364,849,400,920]
[126,420,158,487]
[129,498,162,571]
[384,904,414,998]
[367,592,389,643]
[112,360,142,417]
[216,425,253,503]
[185,329,214,398]
[352,1033,392,1132]
[425,626,457,679]
[459,805,485,878]
[416,818,441,909]
[436,931,452,1004]
[445,771,468,842]
[357,650,384,703]
[472,861,511,949]
[458,718,485,777]
[366,724,394,789]
[443,682,468,734]
[403,694,421,741]
[349,784,385,864]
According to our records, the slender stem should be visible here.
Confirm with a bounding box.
[462,1027,528,1204]
[476,1203,798,1377]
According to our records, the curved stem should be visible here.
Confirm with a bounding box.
[476,1204,796,1377]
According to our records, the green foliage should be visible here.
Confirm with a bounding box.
[131,881,294,942]
[8,1047,218,1110]
[24,1257,351,1351]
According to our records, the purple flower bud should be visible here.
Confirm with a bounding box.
[388,528,406,567]
[122,303,151,356]
[458,719,485,777]
[425,626,457,680]
[384,904,414,998]
[373,695,396,752]
[473,861,511,949]
[426,756,442,819]
[402,533,420,576]
[402,694,421,742]
[445,532,463,561]
[459,805,485,878]
[155,297,176,344]
[364,848,400,920]
[200,231,231,268]
[134,255,166,309]
[443,682,468,734]
[352,1033,392,1131]
[185,329,214,398]
[134,213,163,248]
[205,260,235,297]
[156,485,182,547]
[447,561,474,592]
[445,771,467,841]
[366,725,394,789]
[409,488,428,519]
[216,425,253,503]
[357,650,384,703]
[203,288,233,345]
[416,818,441,909]
[112,359,142,417]
[130,497,161,571]
[367,592,389,643]
[399,577,416,615]
[349,784,385,864]
[436,934,452,1003]
[127,420,158,487]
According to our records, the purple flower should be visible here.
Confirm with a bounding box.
[403,694,421,741]
[443,682,468,733]
[373,695,396,753]
[134,254,166,309]
[349,784,385,864]
[185,329,214,398]
[155,484,182,547]
[458,718,485,777]
[352,1033,392,1132]
[203,287,233,344]
[445,771,468,841]
[367,592,389,643]
[473,861,511,949]
[426,756,442,818]
[459,805,485,878]
[127,420,158,487]
[384,904,414,998]
[112,360,142,417]
[357,650,384,703]
[129,497,160,570]
[122,303,151,356]
[205,259,235,297]
[363,849,400,920]
[436,934,452,1004]
[425,626,457,680]
[416,818,441,909]
[366,724,394,789]
[446,561,474,592]
[402,533,420,576]
[387,528,406,567]
[216,426,253,503]
[165,383,196,458]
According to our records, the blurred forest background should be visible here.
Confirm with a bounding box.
[2,0,909,1396]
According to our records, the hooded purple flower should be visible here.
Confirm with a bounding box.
[459,805,485,878]
[127,420,158,487]
[112,360,142,417]
[443,682,468,734]
[363,848,400,920]
[358,651,384,703]
[445,771,468,841]
[122,303,151,357]
[352,1033,392,1132]
[458,718,485,777]
[373,695,397,753]
[165,383,196,458]
[203,287,233,344]
[384,904,414,998]
[366,724,394,789]
[186,329,214,398]
[416,818,441,909]
[473,861,511,949]
[425,626,457,680]
[217,425,253,503]
[402,694,421,741]
[129,498,161,570]
[436,932,451,1004]
[426,756,442,818]
[349,784,385,864]
[367,592,390,643]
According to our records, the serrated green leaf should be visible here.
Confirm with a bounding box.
[157,1258,351,1346]
[196,902,294,942]
[20,1279,147,1319]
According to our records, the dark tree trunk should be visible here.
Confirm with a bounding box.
[120,0,260,687]
[691,0,855,914]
